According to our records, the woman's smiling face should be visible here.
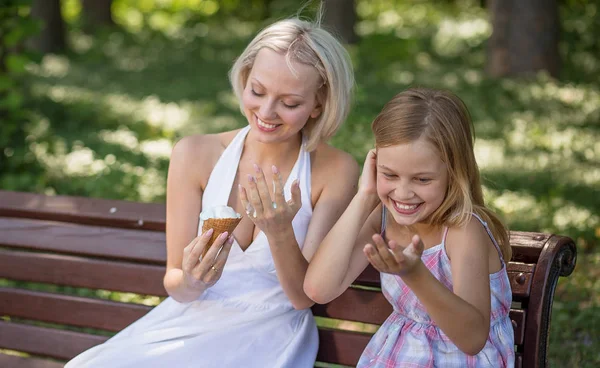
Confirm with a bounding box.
[241,48,322,144]
[376,136,449,227]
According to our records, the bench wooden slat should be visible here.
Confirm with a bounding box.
[0,354,64,368]
[0,221,535,300]
[0,249,167,296]
[0,288,151,332]
[0,217,165,264]
[0,321,107,361]
[509,231,550,264]
[0,190,165,231]
[354,265,380,287]
[0,288,529,359]
[509,262,536,273]
[356,252,540,289]
[312,288,392,325]
[0,189,555,266]
[317,328,372,366]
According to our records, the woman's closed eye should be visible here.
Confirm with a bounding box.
[283,102,300,109]
[415,177,432,184]
[251,88,299,109]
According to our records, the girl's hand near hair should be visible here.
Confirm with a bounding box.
[364,233,425,276]
[358,149,378,198]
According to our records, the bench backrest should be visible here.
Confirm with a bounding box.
[0,191,576,368]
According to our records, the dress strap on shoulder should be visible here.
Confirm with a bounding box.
[202,126,250,209]
[380,207,387,236]
[441,226,450,244]
[290,136,312,213]
[471,212,505,265]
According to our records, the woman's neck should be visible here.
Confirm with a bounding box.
[242,130,303,167]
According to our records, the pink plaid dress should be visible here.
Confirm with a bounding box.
[358,211,515,368]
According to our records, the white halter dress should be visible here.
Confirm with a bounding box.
[66,126,318,368]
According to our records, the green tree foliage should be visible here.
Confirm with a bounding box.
[0,0,41,187]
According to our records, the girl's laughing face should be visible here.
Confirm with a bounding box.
[376,137,448,227]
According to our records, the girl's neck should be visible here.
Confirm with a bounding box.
[412,223,445,248]
[243,130,303,167]
[387,216,445,248]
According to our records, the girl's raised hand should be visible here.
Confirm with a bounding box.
[239,164,301,239]
[181,229,234,291]
[364,234,425,276]
[359,149,378,197]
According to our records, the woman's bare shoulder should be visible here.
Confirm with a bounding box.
[309,143,359,204]
[311,143,359,185]
[170,129,243,184]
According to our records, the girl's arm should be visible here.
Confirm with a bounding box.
[304,149,382,304]
[368,218,495,355]
[163,135,233,303]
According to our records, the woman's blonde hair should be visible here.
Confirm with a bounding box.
[372,87,511,262]
[229,15,354,152]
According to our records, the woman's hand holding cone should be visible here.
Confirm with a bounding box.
[181,228,234,291]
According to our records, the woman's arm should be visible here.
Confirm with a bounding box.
[304,149,382,304]
[163,135,233,303]
[286,149,361,309]
[239,147,359,310]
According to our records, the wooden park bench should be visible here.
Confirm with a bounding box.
[0,190,576,367]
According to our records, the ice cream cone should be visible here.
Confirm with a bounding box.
[201,217,241,258]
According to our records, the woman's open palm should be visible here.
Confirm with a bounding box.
[238,164,301,239]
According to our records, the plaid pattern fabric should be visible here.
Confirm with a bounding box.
[357,213,515,368]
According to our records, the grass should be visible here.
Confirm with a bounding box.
[2,0,599,366]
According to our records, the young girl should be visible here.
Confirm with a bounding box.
[304,87,515,367]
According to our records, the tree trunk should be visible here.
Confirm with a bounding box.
[82,0,114,31]
[323,0,358,44]
[486,0,560,78]
[29,0,66,54]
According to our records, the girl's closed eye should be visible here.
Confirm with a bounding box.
[381,172,397,179]
[415,177,432,184]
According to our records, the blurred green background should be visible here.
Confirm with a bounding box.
[1,0,598,366]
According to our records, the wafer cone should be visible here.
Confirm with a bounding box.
[201,217,241,258]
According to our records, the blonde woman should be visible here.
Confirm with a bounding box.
[66,13,357,368]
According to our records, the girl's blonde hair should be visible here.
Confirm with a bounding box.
[372,87,511,262]
[229,15,354,152]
